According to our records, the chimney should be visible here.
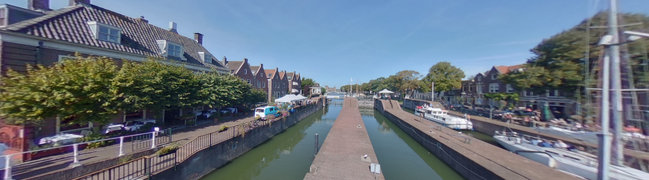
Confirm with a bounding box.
[260,64,264,69]
[223,56,228,65]
[194,33,203,45]
[28,0,51,11]
[69,0,90,6]
[169,22,177,33]
[243,58,248,63]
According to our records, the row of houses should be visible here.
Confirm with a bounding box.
[0,0,302,153]
[452,64,577,118]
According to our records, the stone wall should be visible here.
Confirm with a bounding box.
[152,102,322,180]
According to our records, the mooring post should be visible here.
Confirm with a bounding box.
[4,154,11,180]
[314,133,319,155]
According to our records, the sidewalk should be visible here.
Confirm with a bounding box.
[10,114,257,180]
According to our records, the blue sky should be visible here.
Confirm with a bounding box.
[9,0,649,87]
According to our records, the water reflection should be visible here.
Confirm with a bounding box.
[365,110,464,180]
[201,99,343,180]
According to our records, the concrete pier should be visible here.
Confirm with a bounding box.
[376,99,578,180]
[304,98,384,180]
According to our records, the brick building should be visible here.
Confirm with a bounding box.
[265,68,285,102]
[250,64,268,92]
[286,72,301,94]
[223,57,255,85]
[0,0,228,152]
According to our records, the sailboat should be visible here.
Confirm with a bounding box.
[495,0,649,179]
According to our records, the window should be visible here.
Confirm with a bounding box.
[476,84,483,94]
[268,73,272,77]
[168,43,182,57]
[247,79,251,84]
[506,84,514,93]
[476,76,482,82]
[198,52,213,63]
[549,90,558,97]
[244,69,248,75]
[489,83,499,93]
[156,40,184,60]
[87,21,121,43]
[491,73,497,80]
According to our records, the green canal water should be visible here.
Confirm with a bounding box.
[202,99,461,180]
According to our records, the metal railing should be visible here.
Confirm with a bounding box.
[1,128,171,180]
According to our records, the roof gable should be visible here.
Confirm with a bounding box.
[3,4,226,70]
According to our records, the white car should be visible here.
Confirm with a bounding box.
[220,107,238,114]
[123,119,156,131]
[104,123,125,134]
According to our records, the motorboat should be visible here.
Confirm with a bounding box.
[494,130,649,180]
[415,106,473,130]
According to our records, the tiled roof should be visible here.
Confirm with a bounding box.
[250,65,260,75]
[264,69,277,79]
[279,71,286,79]
[494,64,524,74]
[3,4,226,71]
[224,61,243,73]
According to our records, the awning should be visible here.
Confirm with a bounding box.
[378,89,394,94]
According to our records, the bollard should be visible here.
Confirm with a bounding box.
[314,133,319,156]
[151,132,156,149]
[119,136,125,157]
[4,154,11,180]
[71,144,81,167]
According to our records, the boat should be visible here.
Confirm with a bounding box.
[494,130,649,179]
[415,105,473,130]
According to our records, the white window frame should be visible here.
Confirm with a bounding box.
[156,40,186,60]
[491,73,497,80]
[58,55,75,62]
[87,21,121,44]
[198,52,213,63]
[506,84,514,93]
[489,83,499,93]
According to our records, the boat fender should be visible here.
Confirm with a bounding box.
[548,158,558,169]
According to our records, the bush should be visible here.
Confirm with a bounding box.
[218,125,229,132]
[83,133,114,149]
[156,143,179,156]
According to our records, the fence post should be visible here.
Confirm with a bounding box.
[152,128,159,149]
[4,154,11,180]
[209,133,213,146]
[119,136,125,157]
[70,143,81,167]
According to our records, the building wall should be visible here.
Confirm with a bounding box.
[233,62,254,86]
[252,68,267,93]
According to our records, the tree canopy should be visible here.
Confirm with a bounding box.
[423,62,465,92]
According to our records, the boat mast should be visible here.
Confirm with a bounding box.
[598,0,622,179]
[608,0,625,167]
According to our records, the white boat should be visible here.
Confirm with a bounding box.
[534,126,599,145]
[494,131,649,180]
[415,106,473,130]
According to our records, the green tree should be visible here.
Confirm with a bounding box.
[0,56,119,126]
[113,59,202,123]
[423,62,465,93]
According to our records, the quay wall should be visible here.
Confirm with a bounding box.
[152,101,323,180]
[402,99,649,170]
[375,99,577,180]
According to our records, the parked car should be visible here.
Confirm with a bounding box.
[220,107,238,114]
[195,109,217,119]
[123,119,156,131]
[514,110,535,117]
[104,123,125,135]
[255,106,281,120]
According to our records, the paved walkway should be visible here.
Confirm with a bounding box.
[11,114,258,179]
[304,98,384,180]
[379,99,578,180]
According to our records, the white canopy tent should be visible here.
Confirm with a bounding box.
[378,89,394,94]
[275,94,297,103]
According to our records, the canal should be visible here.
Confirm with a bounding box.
[202,99,461,180]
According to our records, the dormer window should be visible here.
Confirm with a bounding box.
[87,21,121,43]
[156,40,185,60]
[198,52,213,63]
